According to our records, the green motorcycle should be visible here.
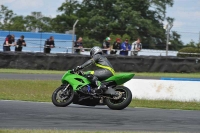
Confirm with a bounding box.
[52,69,134,110]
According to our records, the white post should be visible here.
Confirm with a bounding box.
[198,31,200,51]
[199,31,200,44]
[166,23,173,56]
[72,19,79,54]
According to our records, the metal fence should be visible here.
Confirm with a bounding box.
[0,42,179,56]
[0,30,75,53]
[0,38,73,53]
[1,30,200,56]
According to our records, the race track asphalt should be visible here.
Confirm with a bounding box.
[1,73,199,132]
[0,100,200,132]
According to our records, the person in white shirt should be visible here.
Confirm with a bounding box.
[131,38,142,56]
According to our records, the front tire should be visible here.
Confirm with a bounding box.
[52,84,74,107]
[105,86,132,110]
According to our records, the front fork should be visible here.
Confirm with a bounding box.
[63,84,70,92]
[59,84,71,99]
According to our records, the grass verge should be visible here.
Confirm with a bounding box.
[1,68,200,78]
[0,80,60,102]
[129,99,200,110]
[0,68,64,74]
[0,80,200,110]
[0,129,177,133]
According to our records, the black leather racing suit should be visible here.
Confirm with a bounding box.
[80,54,115,86]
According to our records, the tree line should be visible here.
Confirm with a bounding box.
[0,0,199,50]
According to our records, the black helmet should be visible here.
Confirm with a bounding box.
[90,46,103,57]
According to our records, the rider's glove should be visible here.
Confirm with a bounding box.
[74,66,83,72]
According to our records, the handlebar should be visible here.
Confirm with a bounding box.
[71,69,84,75]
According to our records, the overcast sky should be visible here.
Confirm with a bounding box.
[0,0,200,44]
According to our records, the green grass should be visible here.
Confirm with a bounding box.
[129,99,200,110]
[0,80,60,102]
[1,68,200,78]
[0,69,64,74]
[0,79,200,110]
[0,129,179,133]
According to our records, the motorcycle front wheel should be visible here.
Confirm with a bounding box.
[52,84,74,107]
[105,86,132,110]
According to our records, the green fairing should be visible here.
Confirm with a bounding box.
[61,70,134,90]
[61,70,91,91]
[105,73,135,85]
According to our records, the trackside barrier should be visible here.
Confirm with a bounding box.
[124,79,200,102]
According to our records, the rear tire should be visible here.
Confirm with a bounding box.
[52,84,74,107]
[105,86,132,110]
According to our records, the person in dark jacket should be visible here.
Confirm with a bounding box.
[102,37,111,54]
[120,39,131,56]
[74,46,115,94]
[44,36,55,53]
[3,35,15,51]
[74,37,83,54]
[110,38,121,54]
[15,35,26,52]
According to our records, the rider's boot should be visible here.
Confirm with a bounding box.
[85,74,107,95]
[94,81,107,94]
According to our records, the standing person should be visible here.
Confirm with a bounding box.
[102,37,111,54]
[110,38,121,55]
[120,39,131,56]
[3,35,15,51]
[131,38,142,56]
[74,37,84,54]
[11,35,16,45]
[15,35,26,52]
[44,36,55,53]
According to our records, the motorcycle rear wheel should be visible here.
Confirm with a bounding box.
[52,84,74,107]
[105,86,132,110]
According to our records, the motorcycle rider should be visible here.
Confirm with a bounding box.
[74,46,115,94]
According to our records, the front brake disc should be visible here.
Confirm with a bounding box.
[57,90,68,101]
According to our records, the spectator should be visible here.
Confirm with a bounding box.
[102,37,111,54]
[3,35,15,51]
[110,38,121,55]
[120,39,131,56]
[11,35,16,45]
[131,38,142,56]
[74,37,84,54]
[15,35,26,52]
[44,36,55,53]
